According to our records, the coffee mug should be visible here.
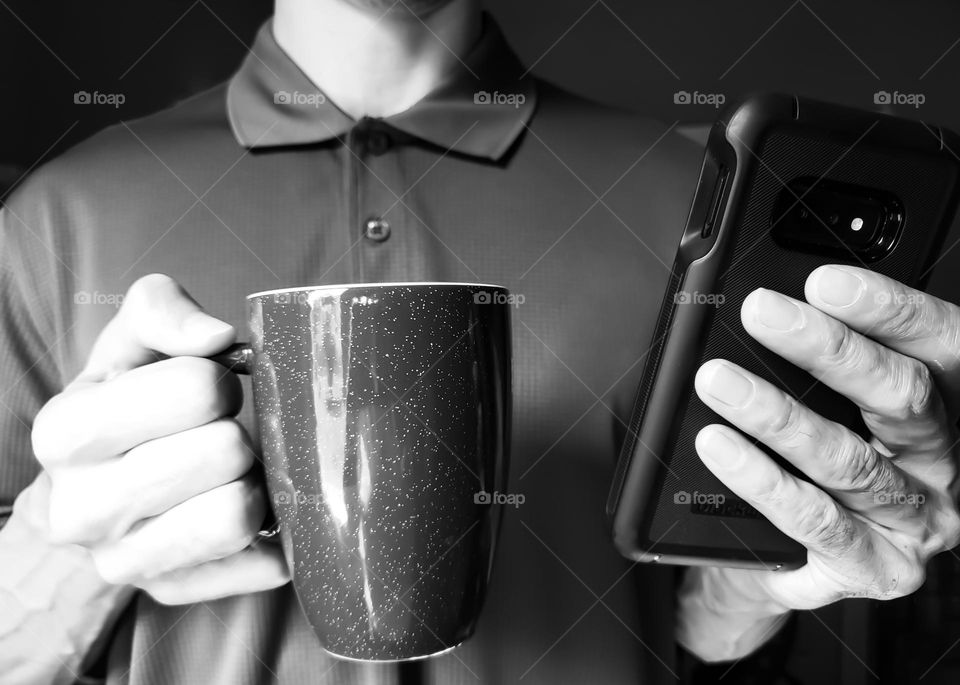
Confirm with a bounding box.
[212,283,512,661]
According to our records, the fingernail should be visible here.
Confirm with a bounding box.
[755,290,805,332]
[699,429,744,469]
[815,266,865,308]
[183,312,234,339]
[702,362,755,408]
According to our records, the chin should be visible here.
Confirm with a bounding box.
[344,0,459,18]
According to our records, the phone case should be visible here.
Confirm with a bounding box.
[608,93,960,569]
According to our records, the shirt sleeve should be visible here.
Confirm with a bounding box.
[0,202,66,529]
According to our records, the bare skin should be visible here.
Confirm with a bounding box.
[0,2,484,679]
[680,267,960,660]
[3,0,960,678]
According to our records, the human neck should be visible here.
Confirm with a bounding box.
[273,0,481,119]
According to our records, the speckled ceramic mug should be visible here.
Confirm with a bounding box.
[214,283,511,662]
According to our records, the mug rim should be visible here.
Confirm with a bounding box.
[247,282,508,300]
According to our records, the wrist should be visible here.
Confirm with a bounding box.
[677,566,792,662]
[1,474,135,682]
[684,565,790,617]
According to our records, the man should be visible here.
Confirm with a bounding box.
[1,0,958,683]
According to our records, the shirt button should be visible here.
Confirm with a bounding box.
[364,217,391,242]
[367,131,391,156]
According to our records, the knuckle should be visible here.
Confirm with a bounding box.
[31,395,75,467]
[208,480,263,556]
[887,359,937,421]
[762,396,806,444]
[750,465,790,508]
[878,287,926,339]
[47,482,99,545]
[821,436,886,493]
[47,512,89,546]
[47,467,136,545]
[794,498,853,551]
[91,550,138,586]
[204,420,255,479]
[820,322,863,370]
[164,357,238,422]
[123,273,177,311]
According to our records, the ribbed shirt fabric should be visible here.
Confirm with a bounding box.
[0,15,703,685]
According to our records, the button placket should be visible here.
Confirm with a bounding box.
[366,130,391,156]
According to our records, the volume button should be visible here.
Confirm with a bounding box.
[702,166,728,239]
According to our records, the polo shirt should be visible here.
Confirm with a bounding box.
[0,14,704,684]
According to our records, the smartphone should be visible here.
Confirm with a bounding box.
[607,93,960,570]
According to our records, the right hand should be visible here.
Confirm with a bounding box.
[29,274,289,605]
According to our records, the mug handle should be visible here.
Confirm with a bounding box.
[209,342,255,376]
[207,342,281,540]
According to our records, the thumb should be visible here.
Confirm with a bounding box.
[77,274,236,383]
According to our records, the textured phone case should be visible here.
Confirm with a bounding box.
[609,94,960,568]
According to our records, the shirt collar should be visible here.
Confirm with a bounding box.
[226,15,537,160]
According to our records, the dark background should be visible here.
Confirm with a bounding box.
[7,0,960,179]
[3,1,960,682]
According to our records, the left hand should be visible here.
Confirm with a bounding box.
[679,265,960,660]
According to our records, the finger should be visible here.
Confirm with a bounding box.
[695,360,930,531]
[89,476,265,585]
[137,544,289,605]
[805,266,960,411]
[740,288,953,463]
[46,419,257,545]
[32,357,242,468]
[694,425,874,584]
[77,273,236,384]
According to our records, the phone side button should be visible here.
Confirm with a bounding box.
[701,166,729,239]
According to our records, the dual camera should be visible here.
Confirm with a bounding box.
[771,177,904,261]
